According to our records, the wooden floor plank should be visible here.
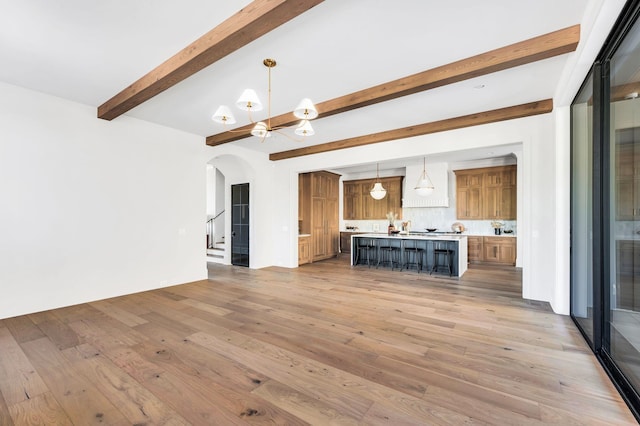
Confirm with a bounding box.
[26,312,79,350]
[7,392,72,426]
[19,337,130,425]
[0,257,635,424]
[0,327,49,406]
[1,316,45,343]
[189,331,376,420]
[88,300,149,327]
[251,379,358,425]
[61,343,191,425]
[0,389,15,426]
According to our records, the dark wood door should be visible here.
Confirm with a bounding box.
[231,183,249,267]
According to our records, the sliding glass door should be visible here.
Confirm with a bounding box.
[571,0,640,418]
[608,17,640,395]
[571,71,596,348]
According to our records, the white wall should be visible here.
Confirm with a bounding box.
[0,82,209,319]
[206,165,215,217]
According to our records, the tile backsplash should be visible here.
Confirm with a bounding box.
[343,207,516,236]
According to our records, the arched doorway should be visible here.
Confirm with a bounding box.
[206,154,255,267]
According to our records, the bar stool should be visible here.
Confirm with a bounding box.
[402,239,425,272]
[430,241,453,277]
[354,238,376,267]
[377,240,400,270]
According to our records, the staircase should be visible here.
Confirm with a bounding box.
[207,240,226,264]
[206,214,226,264]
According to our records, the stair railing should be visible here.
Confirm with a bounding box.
[206,218,214,249]
[206,210,225,249]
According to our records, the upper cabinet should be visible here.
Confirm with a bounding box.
[343,181,362,220]
[616,140,640,221]
[343,176,403,220]
[455,169,484,220]
[455,165,517,220]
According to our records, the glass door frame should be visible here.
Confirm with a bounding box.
[571,0,640,419]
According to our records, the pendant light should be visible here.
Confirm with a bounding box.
[414,157,434,196]
[370,163,387,200]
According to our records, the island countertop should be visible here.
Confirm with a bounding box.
[353,233,468,242]
[351,234,467,277]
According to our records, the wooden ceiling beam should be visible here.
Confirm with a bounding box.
[98,0,325,121]
[610,81,640,103]
[207,25,578,146]
[269,99,553,161]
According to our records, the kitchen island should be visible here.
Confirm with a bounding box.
[351,233,468,277]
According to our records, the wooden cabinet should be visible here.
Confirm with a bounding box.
[343,181,361,220]
[484,167,515,186]
[466,235,515,264]
[386,177,403,219]
[616,178,640,220]
[327,196,340,257]
[616,142,640,220]
[298,173,310,223]
[484,185,517,220]
[482,236,516,265]
[616,240,640,310]
[298,236,311,265]
[484,166,516,220]
[457,171,484,188]
[467,236,484,262]
[343,176,403,220]
[615,239,640,311]
[340,231,366,254]
[360,182,378,219]
[455,169,484,220]
[299,171,340,263]
[455,166,516,220]
[457,187,483,220]
[312,197,328,259]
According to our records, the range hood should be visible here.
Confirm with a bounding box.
[402,162,449,208]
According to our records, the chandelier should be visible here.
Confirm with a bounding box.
[211,58,318,141]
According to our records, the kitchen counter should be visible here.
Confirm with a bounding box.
[351,233,467,277]
[343,230,516,237]
[410,232,516,238]
[356,232,467,242]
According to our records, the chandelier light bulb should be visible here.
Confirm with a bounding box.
[370,163,387,200]
[236,89,263,112]
[415,158,434,196]
[294,120,315,136]
[294,98,318,119]
[211,105,236,124]
[251,121,271,138]
[370,182,387,200]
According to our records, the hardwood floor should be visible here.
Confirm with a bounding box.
[0,257,635,425]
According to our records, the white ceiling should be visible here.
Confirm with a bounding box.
[0,0,592,171]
